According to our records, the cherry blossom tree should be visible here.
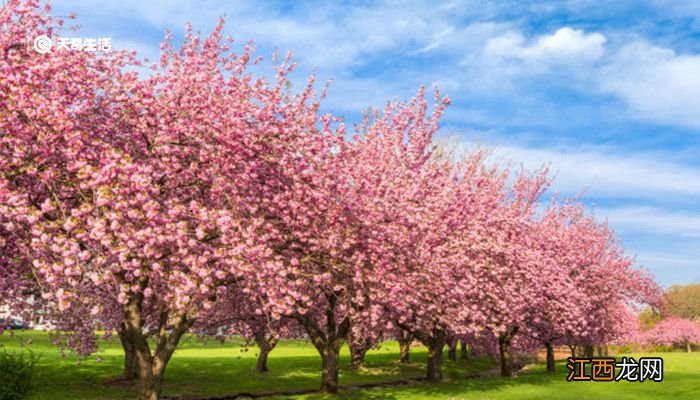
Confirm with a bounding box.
[251,87,452,391]
[1,0,138,360]
[463,168,552,378]
[518,201,591,373]
[561,213,660,359]
[517,199,659,372]
[244,112,351,393]
[350,93,469,383]
[1,2,331,398]
[643,317,700,353]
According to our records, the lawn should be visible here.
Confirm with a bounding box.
[0,331,697,399]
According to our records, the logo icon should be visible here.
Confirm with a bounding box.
[33,35,52,54]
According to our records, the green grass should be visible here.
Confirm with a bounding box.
[1,331,698,399]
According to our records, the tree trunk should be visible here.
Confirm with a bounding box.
[320,343,341,393]
[687,341,692,353]
[499,326,519,377]
[256,349,271,373]
[349,344,367,369]
[123,281,193,400]
[460,340,469,360]
[118,325,138,380]
[131,320,189,400]
[398,331,413,364]
[499,337,513,377]
[545,342,555,373]
[135,363,164,400]
[254,333,278,373]
[298,293,351,394]
[426,339,445,382]
[603,344,609,357]
[447,340,457,362]
[348,327,376,370]
[583,344,594,358]
[568,344,577,357]
[131,339,167,400]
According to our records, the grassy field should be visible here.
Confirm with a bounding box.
[0,331,697,399]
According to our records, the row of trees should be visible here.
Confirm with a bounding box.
[638,317,700,353]
[636,285,700,352]
[0,2,659,399]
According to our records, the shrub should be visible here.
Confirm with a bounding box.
[0,349,40,400]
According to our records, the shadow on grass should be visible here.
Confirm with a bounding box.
[161,355,504,400]
[302,362,567,400]
[159,351,498,399]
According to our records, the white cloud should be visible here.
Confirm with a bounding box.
[599,41,700,129]
[417,26,456,53]
[473,27,700,131]
[455,26,609,95]
[597,206,700,238]
[633,251,700,286]
[484,27,607,64]
[483,144,700,199]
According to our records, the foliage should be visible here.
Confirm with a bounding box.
[0,349,40,400]
[662,284,700,320]
[638,307,663,329]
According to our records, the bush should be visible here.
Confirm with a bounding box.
[0,349,40,400]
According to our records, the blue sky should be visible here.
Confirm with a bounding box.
[52,0,700,287]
